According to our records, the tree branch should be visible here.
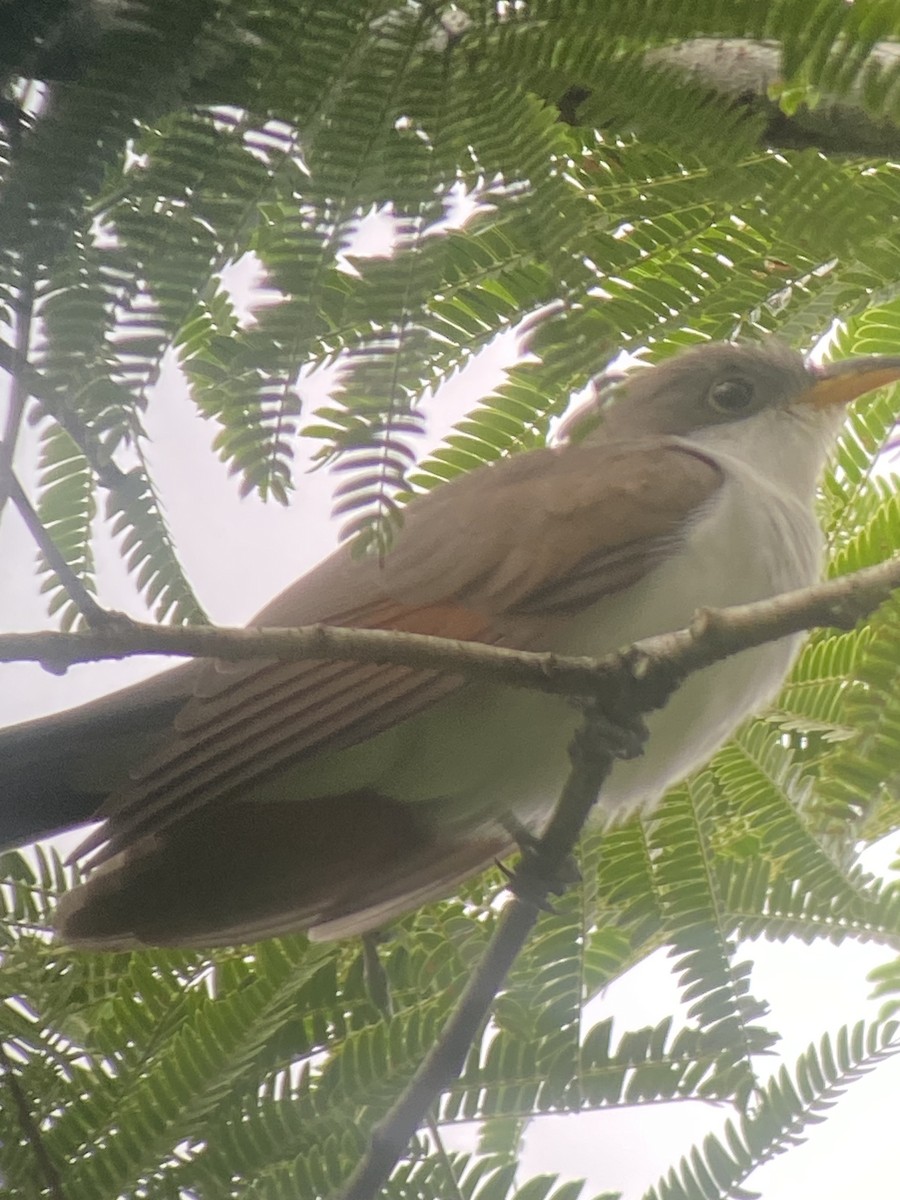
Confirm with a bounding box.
[1,549,895,1200]
[645,38,900,156]
[0,276,34,525]
[0,1042,66,1200]
[0,336,130,493]
[328,555,900,1199]
[0,555,897,703]
[335,703,624,1200]
[2,471,110,631]
[3,551,897,1200]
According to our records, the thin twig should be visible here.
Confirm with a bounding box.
[0,1042,66,1200]
[0,335,130,492]
[335,705,622,1200]
[0,555,897,697]
[4,470,110,629]
[425,1114,465,1200]
[361,934,393,1020]
[0,298,122,632]
[0,276,35,524]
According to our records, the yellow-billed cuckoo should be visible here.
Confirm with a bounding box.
[2,340,900,949]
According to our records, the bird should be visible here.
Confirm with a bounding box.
[2,339,899,950]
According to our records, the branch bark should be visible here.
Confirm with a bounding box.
[645,38,900,156]
[0,555,897,706]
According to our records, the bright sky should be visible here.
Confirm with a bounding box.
[1,310,898,1199]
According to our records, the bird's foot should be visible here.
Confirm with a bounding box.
[496,814,581,910]
[495,857,560,913]
[571,698,649,762]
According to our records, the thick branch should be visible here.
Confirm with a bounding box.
[0,556,897,704]
[646,38,900,155]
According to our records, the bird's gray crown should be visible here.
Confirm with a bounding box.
[565,340,811,444]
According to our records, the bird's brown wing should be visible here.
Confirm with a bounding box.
[75,439,721,868]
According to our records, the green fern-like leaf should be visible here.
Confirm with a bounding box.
[642,1021,900,1200]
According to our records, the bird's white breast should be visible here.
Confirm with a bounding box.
[566,449,823,820]
[401,441,822,832]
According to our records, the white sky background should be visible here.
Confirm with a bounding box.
[2,257,900,1197]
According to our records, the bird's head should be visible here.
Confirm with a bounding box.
[562,339,900,494]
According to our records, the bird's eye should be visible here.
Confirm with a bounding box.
[707,377,756,415]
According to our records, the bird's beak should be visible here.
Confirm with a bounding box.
[801,355,900,409]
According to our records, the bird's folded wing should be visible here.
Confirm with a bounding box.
[76,439,721,864]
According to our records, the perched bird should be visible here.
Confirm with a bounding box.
[2,340,899,949]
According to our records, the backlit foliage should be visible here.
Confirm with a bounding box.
[2,2,900,1196]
